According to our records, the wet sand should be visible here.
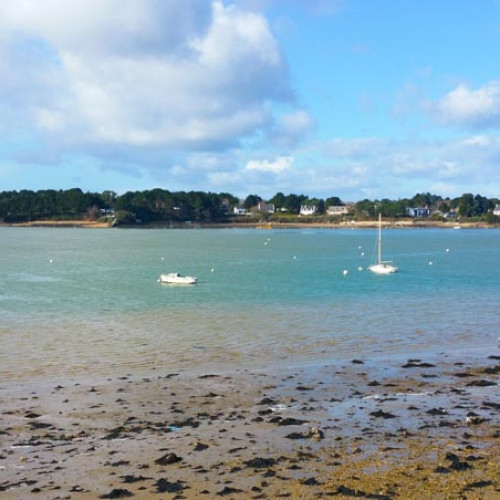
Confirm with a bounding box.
[1,353,499,499]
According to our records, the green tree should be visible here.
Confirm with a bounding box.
[354,199,376,218]
[243,194,261,210]
[269,192,285,210]
[458,193,474,217]
[325,196,343,207]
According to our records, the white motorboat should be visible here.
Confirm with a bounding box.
[158,272,197,284]
[369,213,398,274]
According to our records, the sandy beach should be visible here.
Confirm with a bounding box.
[1,352,499,499]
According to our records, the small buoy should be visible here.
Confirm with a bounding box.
[211,268,215,273]
[343,270,349,275]
[293,256,297,260]
[428,261,433,266]
[161,256,165,260]
[361,252,365,256]
[446,248,450,252]
[358,266,364,271]
[49,259,53,263]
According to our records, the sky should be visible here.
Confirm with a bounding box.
[1,0,500,202]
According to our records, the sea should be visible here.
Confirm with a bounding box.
[1,226,499,383]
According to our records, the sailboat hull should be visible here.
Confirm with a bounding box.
[369,263,398,274]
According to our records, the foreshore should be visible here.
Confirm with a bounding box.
[2,218,498,230]
[1,352,499,499]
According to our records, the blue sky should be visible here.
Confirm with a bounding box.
[1,0,500,201]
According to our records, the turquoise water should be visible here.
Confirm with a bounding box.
[1,226,499,381]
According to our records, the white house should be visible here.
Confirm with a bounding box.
[493,204,500,216]
[300,205,317,216]
[233,207,248,215]
[406,207,430,218]
[327,206,348,216]
[257,202,275,213]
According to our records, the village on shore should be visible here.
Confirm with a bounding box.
[1,188,499,228]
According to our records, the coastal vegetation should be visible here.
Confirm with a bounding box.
[0,188,499,226]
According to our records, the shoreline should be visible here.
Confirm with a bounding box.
[1,219,498,230]
[1,351,498,498]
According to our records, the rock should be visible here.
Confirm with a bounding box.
[155,478,186,493]
[308,427,325,440]
[244,457,277,469]
[370,410,397,419]
[194,441,209,451]
[466,379,497,387]
[427,408,449,416]
[257,397,277,405]
[275,417,308,426]
[466,415,486,425]
[99,489,134,499]
[217,486,244,496]
[445,452,472,471]
[155,452,182,465]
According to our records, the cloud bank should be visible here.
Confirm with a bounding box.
[0,0,297,150]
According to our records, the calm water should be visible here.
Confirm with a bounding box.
[1,226,499,381]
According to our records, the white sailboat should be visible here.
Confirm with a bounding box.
[369,213,398,274]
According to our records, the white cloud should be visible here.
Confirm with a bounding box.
[246,156,294,172]
[431,81,500,129]
[0,0,295,150]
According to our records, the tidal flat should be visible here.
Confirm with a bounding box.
[1,353,499,499]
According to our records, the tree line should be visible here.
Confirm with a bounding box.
[0,188,498,224]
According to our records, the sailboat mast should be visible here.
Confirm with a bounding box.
[378,213,382,265]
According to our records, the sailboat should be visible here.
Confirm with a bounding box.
[369,213,398,274]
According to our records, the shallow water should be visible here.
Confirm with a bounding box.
[1,226,499,381]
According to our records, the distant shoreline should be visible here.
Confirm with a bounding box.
[1,218,498,229]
